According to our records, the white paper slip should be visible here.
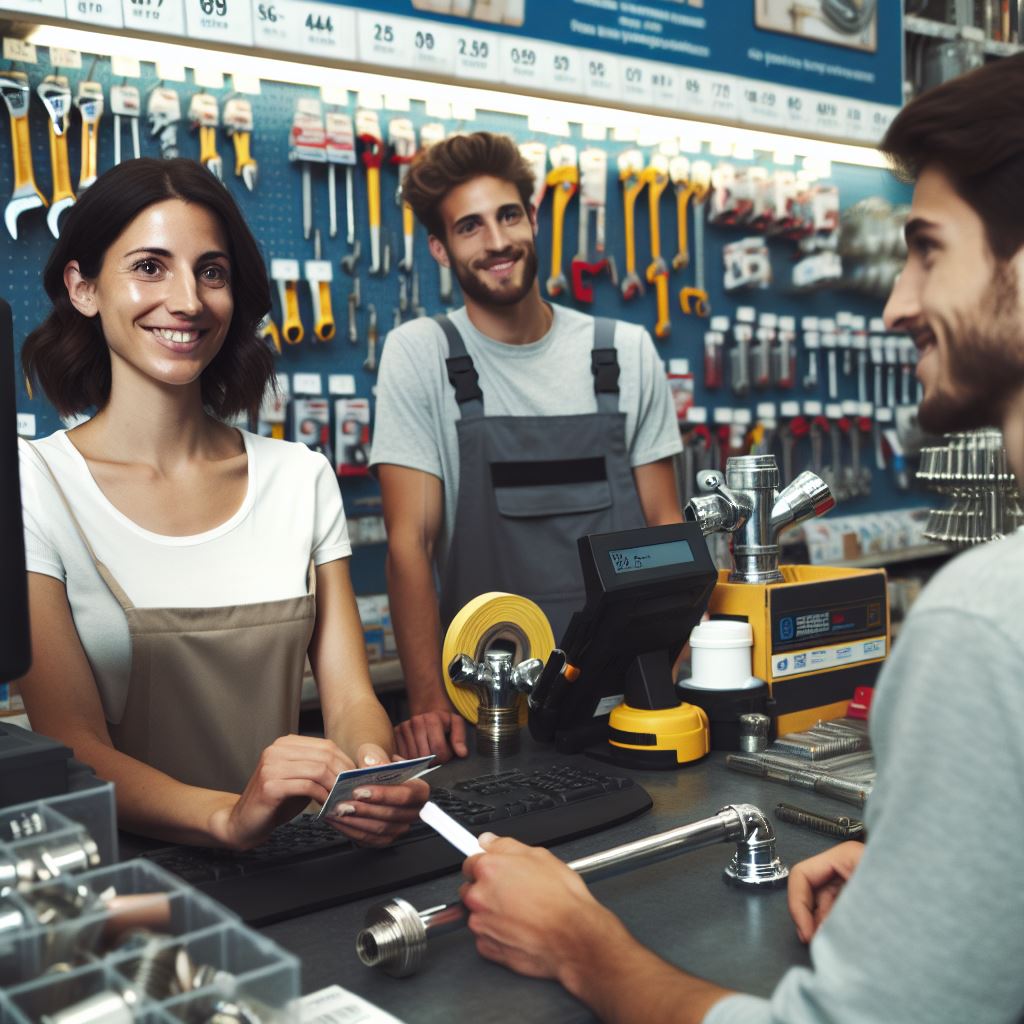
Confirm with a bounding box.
[419,800,486,857]
[301,983,406,1023]
[317,755,437,821]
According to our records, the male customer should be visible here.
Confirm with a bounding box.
[458,55,1024,1024]
[371,133,682,762]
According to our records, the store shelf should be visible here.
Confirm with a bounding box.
[834,542,952,569]
[905,14,1022,55]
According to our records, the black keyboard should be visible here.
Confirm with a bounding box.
[140,762,651,925]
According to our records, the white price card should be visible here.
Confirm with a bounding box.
[252,0,290,50]
[122,0,185,37]
[453,28,499,82]
[356,10,413,69]
[65,0,124,28]
[500,36,544,91]
[409,19,454,76]
[288,1,357,61]
[679,69,739,123]
[300,985,406,1024]
[839,99,871,142]
[2,0,64,18]
[534,41,582,96]
[317,755,437,822]
[49,47,82,68]
[776,87,814,135]
[2,39,37,63]
[865,103,897,143]
[292,373,323,396]
[184,0,253,48]
[649,63,679,111]
[16,414,36,438]
[620,59,652,109]
[739,79,786,129]
[583,50,620,102]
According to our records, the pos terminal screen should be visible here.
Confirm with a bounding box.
[608,539,695,575]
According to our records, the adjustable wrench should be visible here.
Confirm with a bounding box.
[669,155,692,270]
[617,149,645,301]
[326,111,355,242]
[641,155,671,340]
[37,76,75,239]
[290,98,327,242]
[306,231,335,343]
[388,118,417,273]
[545,144,578,298]
[347,276,361,346]
[75,81,103,190]
[519,140,548,210]
[147,86,182,160]
[678,160,712,318]
[363,304,379,373]
[356,110,385,275]
[570,148,613,302]
[774,316,797,389]
[1,72,46,240]
[224,95,257,190]
[111,84,141,166]
[189,92,222,181]
[271,258,304,346]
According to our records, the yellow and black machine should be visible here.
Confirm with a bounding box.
[685,455,889,738]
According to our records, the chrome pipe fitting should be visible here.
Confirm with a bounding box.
[448,650,544,756]
[685,456,834,584]
[356,803,788,977]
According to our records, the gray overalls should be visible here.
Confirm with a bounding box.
[435,314,647,645]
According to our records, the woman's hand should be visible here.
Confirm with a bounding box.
[320,742,431,846]
[212,734,355,851]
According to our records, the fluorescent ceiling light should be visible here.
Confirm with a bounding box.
[26,23,889,169]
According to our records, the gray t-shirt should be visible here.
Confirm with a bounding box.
[706,528,1024,1024]
[370,305,682,568]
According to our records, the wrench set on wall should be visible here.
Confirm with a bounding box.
[4,45,922,517]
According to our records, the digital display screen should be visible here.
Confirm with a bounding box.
[608,539,695,575]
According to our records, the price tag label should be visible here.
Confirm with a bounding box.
[679,69,739,122]
[16,413,36,438]
[620,60,651,108]
[288,1,356,60]
[649,64,678,111]
[810,93,843,138]
[409,19,453,76]
[356,10,413,69]
[252,0,290,49]
[536,42,582,96]
[2,38,37,63]
[583,50,620,102]
[2,0,63,18]
[65,0,124,28]
[453,28,499,82]
[122,0,184,36]
[865,103,896,142]
[50,47,82,68]
[328,374,357,396]
[839,98,871,142]
[777,86,814,135]
[292,373,323,396]
[500,36,543,90]
[185,0,253,47]
[739,79,785,129]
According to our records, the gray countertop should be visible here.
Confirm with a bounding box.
[262,739,849,1023]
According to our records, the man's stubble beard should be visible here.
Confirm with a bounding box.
[917,261,1024,435]
[448,240,539,308]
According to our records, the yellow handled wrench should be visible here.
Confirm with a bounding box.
[617,149,646,301]
[545,164,578,297]
[37,76,75,239]
[306,231,336,343]
[189,93,222,181]
[75,81,104,192]
[358,109,386,276]
[0,71,47,240]
[641,156,671,340]
[271,258,304,346]
[224,96,257,190]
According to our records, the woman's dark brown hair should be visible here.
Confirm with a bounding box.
[881,53,1024,263]
[401,131,535,241]
[21,157,273,420]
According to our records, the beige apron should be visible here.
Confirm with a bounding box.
[30,447,316,794]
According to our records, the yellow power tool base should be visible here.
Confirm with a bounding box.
[608,701,710,768]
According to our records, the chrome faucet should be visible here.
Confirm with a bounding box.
[685,455,834,584]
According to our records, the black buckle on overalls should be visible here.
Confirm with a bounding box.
[446,355,484,405]
[591,349,620,394]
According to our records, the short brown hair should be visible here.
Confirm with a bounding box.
[881,54,1024,263]
[402,132,535,240]
[22,158,274,421]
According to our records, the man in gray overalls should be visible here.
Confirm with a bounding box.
[371,132,683,762]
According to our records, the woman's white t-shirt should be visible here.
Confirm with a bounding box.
[19,428,351,722]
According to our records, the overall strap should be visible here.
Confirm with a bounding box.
[21,441,136,611]
[436,314,484,419]
[591,317,620,414]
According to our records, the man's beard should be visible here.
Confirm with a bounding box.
[448,242,539,308]
[917,261,1024,435]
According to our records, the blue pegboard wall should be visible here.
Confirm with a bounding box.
[3,48,925,594]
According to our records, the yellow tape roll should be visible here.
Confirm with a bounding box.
[442,592,555,725]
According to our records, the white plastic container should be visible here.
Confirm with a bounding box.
[686,620,757,690]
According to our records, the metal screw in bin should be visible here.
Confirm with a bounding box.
[738,713,770,752]
[356,803,788,977]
